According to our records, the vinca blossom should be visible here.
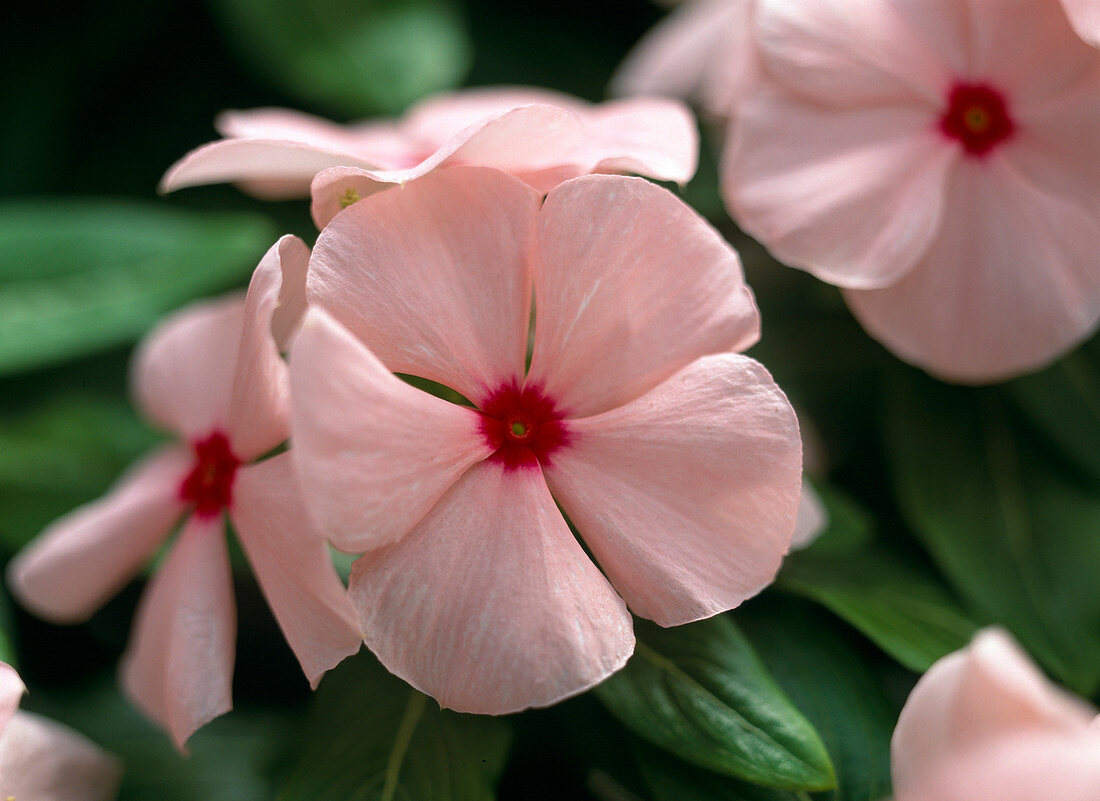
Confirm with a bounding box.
[1,662,122,801]
[160,86,699,228]
[288,166,802,714]
[721,0,1100,382]
[7,237,360,749]
[890,628,1100,801]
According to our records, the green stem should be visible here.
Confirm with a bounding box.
[381,690,428,801]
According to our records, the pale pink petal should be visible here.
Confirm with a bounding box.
[790,478,827,551]
[0,663,25,733]
[966,0,1099,102]
[226,235,309,461]
[580,97,699,185]
[543,353,802,626]
[120,516,235,751]
[0,711,122,801]
[754,0,964,105]
[7,446,191,624]
[722,92,957,289]
[1061,0,1100,47]
[215,108,414,162]
[269,235,311,350]
[231,453,361,687]
[288,309,492,553]
[349,460,634,715]
[891,628,1098,800]
[307,167,538,403]
[527,174,759,418]
[844,157,1100,382]
[132,294,245,440]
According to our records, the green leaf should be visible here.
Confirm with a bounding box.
[0,588,14,665]
[634,739,801,801]
[210,0,472,116]
[595,616,835,791]
[798,480,874,555]
[279,651,512,801]
[738,597,897,801]
[0,199,275,375]
[0,393,160,551]
[884,369,1100,695]
[779,548,979,673]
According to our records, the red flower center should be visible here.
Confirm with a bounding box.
[479,384,570,469]
[939,83,1015,156]
[179,431,241,517]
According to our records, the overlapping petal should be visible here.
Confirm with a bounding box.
[0,663,24,733]
[349,460,634,715]
[544,353,801,626]
[120,516,236,751]
[231,453,361,687]
[528,175,759,418]
[844,157,1100,382]
[722,94,956,289]
[1061,0,1100,46]
[7,446,191,624]
[578,97,698,184]
[289,308,493,552]
[0,711,122,801]
[132,294,245,440]
[307,167,538,403]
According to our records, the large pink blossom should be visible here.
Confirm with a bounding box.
[1,662,122,801]
[719,0,1100,382]
[890,628,1100,801]
[288,166,802,714]
[7,237,361,749]
[160,86,698,228]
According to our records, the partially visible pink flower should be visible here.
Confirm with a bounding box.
[612,0,757,117]
[289,166,802,715]
[160,86,698,228]
[7,237,361,749]
[890,628,1100,801]
[0,662,122,801]
[721,0,1100,382]
[1062,0,1100,45]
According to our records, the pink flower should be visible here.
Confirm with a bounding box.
[890,628,1100,801]
[1062,0,1100,45]
[1,662,122,801]
[288,166,803,714]
[160,86,699,228]
[7,237,361,749]
[721,0,1100,382]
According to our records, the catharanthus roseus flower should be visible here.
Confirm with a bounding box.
[288,166,802,714]
[7,237,360,749]
[159,86,699,228]
[721,0,1100,382]
[1,662,122,801]
[889,628,1100,801]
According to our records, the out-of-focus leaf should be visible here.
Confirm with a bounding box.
[0,589,13,665]
[738,598,897,801]
[210,0,472,116]
[779,548,979,673]
[595,616,835,791]
[1007,336,1100,483]
[634,739,800,801]
[24,678,290,801]
[279,651,512,801]
[0,394,160,552]
[798,480,874,555]
[0,199,274,375]
[884,369,1100,695]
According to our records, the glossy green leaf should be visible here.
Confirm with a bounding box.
[211,0,472,116]
[884,369,1100,695]
[634,739,801,801]
[595,616,835,791]
[738,598,897,801]
[779,548,978,673]
[279,652,512,801]
[0,393,160,551]
[0,200,275,375]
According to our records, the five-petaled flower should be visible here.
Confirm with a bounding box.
[721,0,1100,382]
[7,237,361,749]
[889,628,1100,801]
[288,166,803,714]
[159,86,699,229]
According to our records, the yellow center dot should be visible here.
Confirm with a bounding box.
[510,421,528,437]
[964,106,991,133]
[338,187,361,209]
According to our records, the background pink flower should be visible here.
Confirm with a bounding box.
[288,166,802,715]
[890,628,1100,801]
[721,0,1100,382]
[160,86,699,228]
[7,237,360,749]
